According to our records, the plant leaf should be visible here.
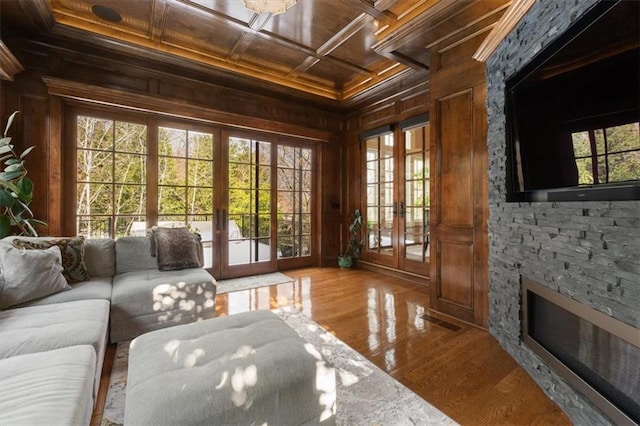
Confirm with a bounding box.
[0,145,13,155]
[0,215,10,238]
[5,163,24,173]
[0,137,11,146]
[5,158,20,165]
[0,179,20,193]
[17,178,33,195]
[28,218,47,227]
[23,219,37,237]
[0,189,15,207]
[20,146,35,159]
[0,170,23,180]
[4,111,18,138]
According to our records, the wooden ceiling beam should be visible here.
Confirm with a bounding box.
[288,12,375,80]
[150,0,170,43]
[228,13,272,61]
[316,13,371,57]
[340,0,397,23]
[16,0,55,30]
[374,0,399,12]
[473,0,535,62]
[0,40,24,81]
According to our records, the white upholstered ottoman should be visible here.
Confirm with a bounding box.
[124,310,336,425]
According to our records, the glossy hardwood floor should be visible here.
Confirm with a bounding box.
[91,267,570,425]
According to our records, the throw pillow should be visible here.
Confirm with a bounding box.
[12,236,91,283]
[0,243,70,309]
[151,227,202,271]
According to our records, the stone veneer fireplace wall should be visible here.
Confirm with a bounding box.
[486,0,640,424]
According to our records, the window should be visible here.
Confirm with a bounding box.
[158,127,215,267]
[277,146,312,259]
[571,122,640,186]
[76,116,147,238]
[366,132,395,255]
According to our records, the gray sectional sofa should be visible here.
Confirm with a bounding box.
[0,235,217,425]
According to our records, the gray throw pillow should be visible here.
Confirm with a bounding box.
[152,227,202,271]
[0,243,70,309]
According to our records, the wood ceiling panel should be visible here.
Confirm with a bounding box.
[185,0,256,24]
[261,0,363,51]
[302,59,359,90]
[328,22,382,69]
[3,0,513,102]
[240,36,310,74]
[162,4,240,56]
[51,0,152,38]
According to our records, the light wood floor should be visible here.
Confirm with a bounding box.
[91,267,570,425]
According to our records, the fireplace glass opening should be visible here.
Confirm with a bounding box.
[522,277,640,424]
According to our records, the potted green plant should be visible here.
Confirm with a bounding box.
[338,209,363,268]
[0,111,46,238]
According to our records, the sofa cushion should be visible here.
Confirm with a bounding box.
[15,276,112,307]
[110,268,216,342]
[84,238,116,277]
[12,236,90,283]
[0,299,110,399]
[0,345,95,426]
[115,237,158,274]
[0,243,70,309]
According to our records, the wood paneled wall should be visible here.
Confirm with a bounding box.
[428,33,489,328]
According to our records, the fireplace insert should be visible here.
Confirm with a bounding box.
[522,277,640,424]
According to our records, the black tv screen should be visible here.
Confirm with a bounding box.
[505,0,640,202]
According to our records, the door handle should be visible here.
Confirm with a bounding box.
[400,201,404,218]
[215,208,220,232]
[222,209,227,232]
[393,202,398,217]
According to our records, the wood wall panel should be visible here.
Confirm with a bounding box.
[429,52,488,328]
[438,90,473,228]
[399,88,429,116]
[359,104,397,129]
[437,240,473,308]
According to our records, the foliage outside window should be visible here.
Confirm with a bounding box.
[228,137,271,264]
[571,122,640,186]
[277,146,312,258]
[76,116,147,238]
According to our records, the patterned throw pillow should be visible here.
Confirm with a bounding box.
[12,236,91,283]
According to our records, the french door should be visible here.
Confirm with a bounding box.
[219,131,316,279]
[362,119,431,276]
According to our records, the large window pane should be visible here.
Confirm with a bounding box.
[76,116,147,238]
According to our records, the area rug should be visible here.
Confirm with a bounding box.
[215,272,294,294]
[101,307,457,425]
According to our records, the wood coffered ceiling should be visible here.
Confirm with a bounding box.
[1,0,511,103]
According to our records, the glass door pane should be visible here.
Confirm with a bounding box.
[365,133,395,260]
[158,127,215,268]
[277,146,312,259]
[401,124,430,272]
[226,137,272,270]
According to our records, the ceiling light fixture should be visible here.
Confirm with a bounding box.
[243,0,297,15]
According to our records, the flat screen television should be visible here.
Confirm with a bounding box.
[505,0,640,202]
